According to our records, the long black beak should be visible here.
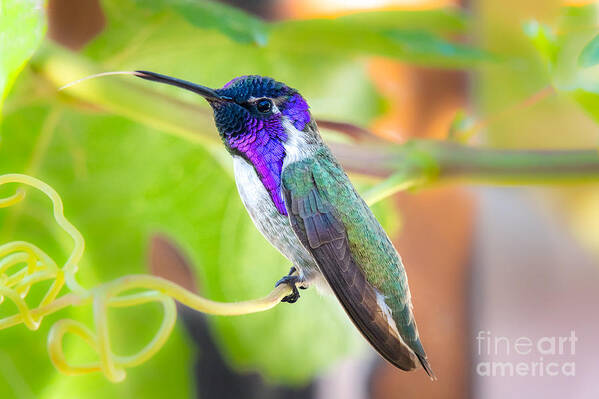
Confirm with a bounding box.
[134,70,230,101]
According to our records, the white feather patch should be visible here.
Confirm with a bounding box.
[376,291,417,354]
[281,119,313,167]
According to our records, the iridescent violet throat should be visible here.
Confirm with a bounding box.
[135,70,435,378]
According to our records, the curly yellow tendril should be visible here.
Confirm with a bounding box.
[0,173,292,382]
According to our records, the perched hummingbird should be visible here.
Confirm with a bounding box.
[135,71,434,378]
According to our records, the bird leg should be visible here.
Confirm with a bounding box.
[275,267,305,303]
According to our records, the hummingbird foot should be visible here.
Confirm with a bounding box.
[275,267,305,303]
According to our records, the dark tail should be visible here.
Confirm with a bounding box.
[416,352,437,380]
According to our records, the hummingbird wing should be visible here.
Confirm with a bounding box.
[282,154,434,377]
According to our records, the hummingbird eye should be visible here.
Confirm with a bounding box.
[256,99,272,114]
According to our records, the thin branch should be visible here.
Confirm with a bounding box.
[334,141,599,184]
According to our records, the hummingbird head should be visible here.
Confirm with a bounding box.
[135,71,318,215]
[210,75,312,149]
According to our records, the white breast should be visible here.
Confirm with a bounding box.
[232,156,321,283]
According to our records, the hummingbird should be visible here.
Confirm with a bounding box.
[134,71,434,378]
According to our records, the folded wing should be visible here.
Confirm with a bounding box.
[282,161,418,371]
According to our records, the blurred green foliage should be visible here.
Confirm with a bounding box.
[1,0,598,398]
[477,1,598,148]
[524,5,599,124]
[0,0,46,115]
[578,34,599,68]
[136,0,270,45]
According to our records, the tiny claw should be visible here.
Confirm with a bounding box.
[275,271,302,304]
[281,285,300,303]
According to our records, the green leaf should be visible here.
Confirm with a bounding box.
[579,34,599,68]
[561,5,599,125]
[173,1,268,46]
[383,29,490,65]
[335,8,468,34]
[522,7,599,127]
[96,0,488,69]
[0,0,46,116]
[134,0,269,45]
[571,88,599,124]
[523,20,558,68]
[269,18,491,67]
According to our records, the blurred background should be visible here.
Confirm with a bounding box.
[1,0,598,398]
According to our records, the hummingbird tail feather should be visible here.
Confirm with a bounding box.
[416,353,437,380]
